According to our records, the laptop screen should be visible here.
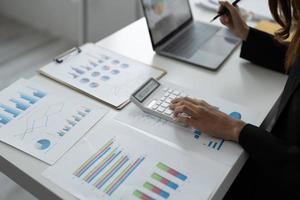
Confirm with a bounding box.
[141,0,192,45]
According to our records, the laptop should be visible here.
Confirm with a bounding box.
[140,0,240,70]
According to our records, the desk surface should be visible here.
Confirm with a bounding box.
[0,1,288,200]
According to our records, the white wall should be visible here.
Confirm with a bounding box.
[0,0,141,44]
[86,0,141,42]
[0,0,83,44]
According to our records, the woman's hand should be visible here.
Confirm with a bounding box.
[219,1,250,41]
[170,97,246,142]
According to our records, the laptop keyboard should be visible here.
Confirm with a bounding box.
[162,23,220,58]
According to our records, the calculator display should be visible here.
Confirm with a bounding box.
[134,79,160,102]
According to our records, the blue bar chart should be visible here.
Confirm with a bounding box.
[0,85,47,128]
[0,113,11,125]
[56,107,91,137]
[9,99,30,111]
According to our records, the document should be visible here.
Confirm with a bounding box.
[115,81,260,166]
[43,121,229,200]
[39,44,166,109]
[197,0,273,21]
[0,79,108,164]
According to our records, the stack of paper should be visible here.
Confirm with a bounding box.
[196,0,273,21]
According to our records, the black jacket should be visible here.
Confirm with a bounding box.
[226,28,300,199]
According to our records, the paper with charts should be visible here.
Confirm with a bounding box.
[115,84,260,166]
[39,43,166,109]
[43,121,229,200]
[0,79,108,164]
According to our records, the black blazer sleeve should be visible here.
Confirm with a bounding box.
[240,28,288,73]
[239,84,300,191]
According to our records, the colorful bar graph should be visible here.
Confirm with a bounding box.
[94,155,128,188]
[0,103,21,117]
[133,190,156,200]
[151,173,178,190]
[84,149,120,183]
[10,99,30,111]
[0,113,11,125]
[73,139,113,177]
[20,93,38,104]
[157,162,187,181]
[143,182,170,199]
[105,157,145,196]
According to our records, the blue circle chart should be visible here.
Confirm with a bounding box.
[120,63,129,69]
[101,76,110,81]
[35,139,51,150]
[229,112,242,120]
[89,82,99,88]
[80,78,90,84]
[91,71,101,77]
[111,69,120,75]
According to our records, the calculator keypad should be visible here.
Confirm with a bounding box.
[149,88,186,118]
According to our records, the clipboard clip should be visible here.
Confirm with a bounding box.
[54,47,82,64]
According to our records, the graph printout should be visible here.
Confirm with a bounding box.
[43,121,229,200]
[115,81,260,166]
[0,79,108,164]
[39,44,165,108]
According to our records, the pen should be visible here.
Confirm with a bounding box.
[210,0,241,22]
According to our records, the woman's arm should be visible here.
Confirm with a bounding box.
[217,1,288,73]
[241,28,288,73]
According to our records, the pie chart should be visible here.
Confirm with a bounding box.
[229,112,242,120]
[35,139,51,150]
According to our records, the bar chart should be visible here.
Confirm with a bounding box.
[73,138,146,197]
[0,86,46,128]
[0,79,108,164]
[133,162,188,200]
[192,111,242,151]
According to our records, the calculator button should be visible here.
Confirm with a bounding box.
[147,100,157,109]
[151,104,159,110]
[168,89,173,93]
[173,90,180,95]
[160,96,167,101]
[161,102,169,108]
[156,100,162,105]
[166,98,172,103]
[157,106,165,113]
[164,109,173,115]
[179,93,186,98]
[164,92,170,97]
[169,94,177,100]
[163,88,169,92]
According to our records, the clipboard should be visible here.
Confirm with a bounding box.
[39,43,166,110]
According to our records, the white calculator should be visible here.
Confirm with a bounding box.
[130,78,186,122]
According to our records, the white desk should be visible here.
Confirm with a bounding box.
[0,2,288,200]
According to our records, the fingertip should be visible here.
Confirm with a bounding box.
[218,0,226,5]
